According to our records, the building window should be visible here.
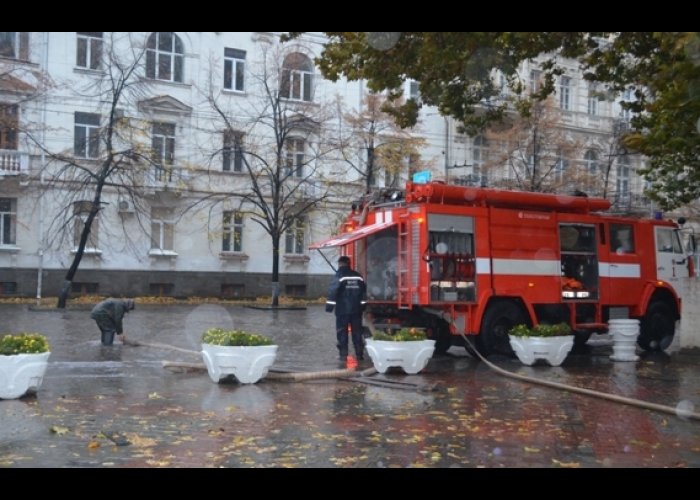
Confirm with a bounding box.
[73,201,99,250]
[150,208,175,251]
[76,32,103,70]
[74,112,100,158]
[152,122,175,170]
[472,136,489,186]
[555,152,569,181]
[0,103,18,150]
[616,155,631,203]
[285,218,305,255]
[0,32,28,60]
[223,130,244,172]
[408,80,420,101]
[621,89,633,123]
[285,284,306,297]
[498,73,508,97]
[559,76,571,111]
[285,138,305,178]
[280,53,314,102]
[587,83,598,116]
[472,136,488,169]
[71,282,99,295]
[221,283,245,298]
[149,283,174,296]
[146,32,184,83]
[0,198,17,246]
[584,150,599,175]
[222,211,243,252]
[529,69,541,94]
[0,282,18,295]
[223,48,245,92]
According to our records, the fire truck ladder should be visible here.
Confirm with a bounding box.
[397,217,411,308]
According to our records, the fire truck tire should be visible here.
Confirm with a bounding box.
[477,302,527,357]
[433,325,452,355]
[573,331,592,351]
[638,301,676,352]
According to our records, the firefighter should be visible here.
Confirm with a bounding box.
[325,256,367,361]
[90,298,135,346]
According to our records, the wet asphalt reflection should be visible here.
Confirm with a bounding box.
[1,303,699,467]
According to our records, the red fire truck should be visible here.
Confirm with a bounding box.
[311,181,689,357]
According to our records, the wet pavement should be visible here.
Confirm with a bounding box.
[1,303,699,468]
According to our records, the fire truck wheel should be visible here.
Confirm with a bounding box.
[477,302,527,357]
[433,326,452,355]
[638,301,676,352]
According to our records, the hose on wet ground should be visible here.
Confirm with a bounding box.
[459,332,700,421]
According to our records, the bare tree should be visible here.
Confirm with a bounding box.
[25,34,157,308]
[340,93,427,193]
[199,38,339,307]
[487,98,585,193]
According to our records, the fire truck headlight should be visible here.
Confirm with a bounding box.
[576,291,590,298]
[562,291,575,298]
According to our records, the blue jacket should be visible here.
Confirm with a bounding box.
[325,266,367,316]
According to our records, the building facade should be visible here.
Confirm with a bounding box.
[0,32,648,299]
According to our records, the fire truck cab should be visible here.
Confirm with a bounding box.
[311,181,686,357]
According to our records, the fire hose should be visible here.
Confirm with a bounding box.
[458,332,700,421]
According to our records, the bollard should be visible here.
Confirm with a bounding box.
[609,319,640,362]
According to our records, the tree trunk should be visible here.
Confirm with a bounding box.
[56,280,72,309]
[57,194,102,308]
[366,143,374,193]
[271,236,280,307]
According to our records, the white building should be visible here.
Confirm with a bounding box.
[0,32,649,299]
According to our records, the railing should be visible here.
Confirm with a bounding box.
[146,165,185,190]
[0,150,29,175]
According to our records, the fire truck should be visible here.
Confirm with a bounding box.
[311,181,690,357]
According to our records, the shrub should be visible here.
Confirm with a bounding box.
[508,323,572,337]
[0,333,50,355]
[372,327,428,341]
[201,328,274,346]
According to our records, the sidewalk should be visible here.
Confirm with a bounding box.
[1,303,699,467]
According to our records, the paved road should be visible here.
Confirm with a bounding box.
[1,303,698,467]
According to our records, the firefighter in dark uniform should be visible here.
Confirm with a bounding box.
[325,256,367,360]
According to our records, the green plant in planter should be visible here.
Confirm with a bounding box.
[201,328,274,346]
[508,323,572,337]
[373,327,428,341]
[0,333,50,355]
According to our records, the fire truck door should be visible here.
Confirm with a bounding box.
[655,227,689,279]
[605,223,642,306]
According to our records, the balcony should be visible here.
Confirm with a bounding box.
[145,165,188,192]
[0,150,28,176]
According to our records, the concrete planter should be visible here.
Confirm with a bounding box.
[365,339,435,374]
[0,352,51,399]
[609,319,640,362]
[201,344,278,384]
[508,335,574,366]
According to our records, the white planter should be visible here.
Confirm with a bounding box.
[508,335,574,366]
[0,352,51,400]
[365,339,435,374]
[201,344,278,384]
[609,319,640,362]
